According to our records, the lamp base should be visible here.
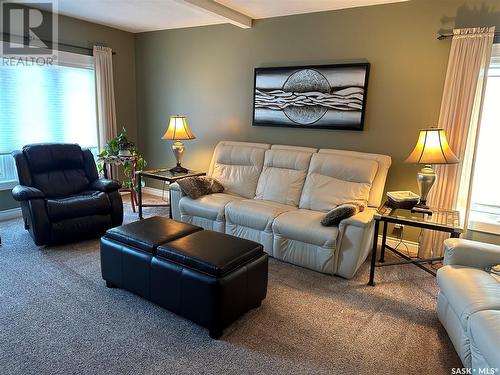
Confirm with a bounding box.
[170,140,188,174]
[413,164,436,215]
[169,163,188,174]
[411,202,433,215]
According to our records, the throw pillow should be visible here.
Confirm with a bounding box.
[177,176,224,200]
[321,202,366,227]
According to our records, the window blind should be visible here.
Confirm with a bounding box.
[0,45,98,155]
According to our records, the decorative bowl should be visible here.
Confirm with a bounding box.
[386,191,420,209]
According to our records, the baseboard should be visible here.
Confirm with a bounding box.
[142,186,166,198]
[379,236,419,257]
[0,207,22,221]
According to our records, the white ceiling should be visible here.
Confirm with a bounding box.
[215,0,408,20]
[43,0,409,33]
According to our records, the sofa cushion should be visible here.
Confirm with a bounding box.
[437,265,500,330]
[272,209,339,248]
[321,202,364,227]
[299,153,378,212]
[255,146,315,206]
[46,191,111,221]
[176,176,224,200]
[319,149,391,208]
[207,141,270,199]
[469,310,500,370]
[179,193,244,222]
[225,199,297,232]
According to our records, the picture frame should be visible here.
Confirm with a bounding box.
[252,63,370,131]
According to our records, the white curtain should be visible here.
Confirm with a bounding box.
[93,46,117,151]
[419,27,495,258]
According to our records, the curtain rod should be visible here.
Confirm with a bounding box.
[438,31,500,40]
[0,33,116,56]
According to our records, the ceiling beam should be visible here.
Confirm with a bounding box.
[183,0,252,29]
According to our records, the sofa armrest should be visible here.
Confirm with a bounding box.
[169,182,186,220]
[443,238,500,269]
[169,182,183,194]
[88,179,121,193]
[11,185,45,201]
[338,208,376,229]
[336,208,376,278]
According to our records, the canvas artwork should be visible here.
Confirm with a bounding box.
[252,63,369,130]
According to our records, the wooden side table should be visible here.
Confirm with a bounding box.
[136,169,205,219]
[97,155,138,212]
[368,203,463,286]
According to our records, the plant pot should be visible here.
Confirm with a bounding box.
[118,141,133,157]
[118,150,132,156]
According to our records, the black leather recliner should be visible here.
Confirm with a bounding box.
[11,143,123,246]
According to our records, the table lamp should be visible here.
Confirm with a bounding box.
[405,128,459,212]
[162,115,195,173]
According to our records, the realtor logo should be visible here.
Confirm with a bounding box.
[1,0,58,56]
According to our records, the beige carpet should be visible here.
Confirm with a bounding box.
[0,194,461,374]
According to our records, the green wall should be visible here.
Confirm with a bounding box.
[0,12,136,211]
[1,0,499,245]
[135,0,500,244]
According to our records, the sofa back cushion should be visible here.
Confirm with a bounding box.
[208,141,270,199]
[21,143,90,198]
[318,149,392,207]
[299,153,378,212]
[255,145,317,206]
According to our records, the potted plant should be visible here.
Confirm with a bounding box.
[97,128,147,191]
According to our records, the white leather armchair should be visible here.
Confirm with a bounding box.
[443,238,500,269]
[437,238,500,369]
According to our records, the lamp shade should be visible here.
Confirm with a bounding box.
[405,128,459,165]
[161,115,195,141]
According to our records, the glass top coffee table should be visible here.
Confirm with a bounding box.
[136,169,205,219]
[368,203,463,286]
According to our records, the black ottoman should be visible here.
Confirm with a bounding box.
[100,216,268,339]
[100,216,202,299]
[152,230,268,339]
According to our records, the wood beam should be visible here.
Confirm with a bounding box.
[183,0,252,29]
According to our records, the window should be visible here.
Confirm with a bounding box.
[469,44,500,234]
[0,45,98,190]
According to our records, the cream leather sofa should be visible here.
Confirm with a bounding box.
[170,141,391,278]
[437,238,500,369]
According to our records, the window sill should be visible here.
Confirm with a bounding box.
[469,211,500,235]
[0,181,17,191]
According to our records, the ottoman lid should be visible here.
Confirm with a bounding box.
[157,231,263,277]
[105,216,202,254]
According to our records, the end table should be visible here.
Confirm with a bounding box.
[97,155,139,212]
[137,169,205,219]
[368,203,463,286]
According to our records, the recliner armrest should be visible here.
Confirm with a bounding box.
[338,208,376,229]
[335,208,376,279]
[88,179,121,193]
[443,238,500,269]
[11,185,45,201]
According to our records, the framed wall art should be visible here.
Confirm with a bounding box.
[252,63,370,130]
